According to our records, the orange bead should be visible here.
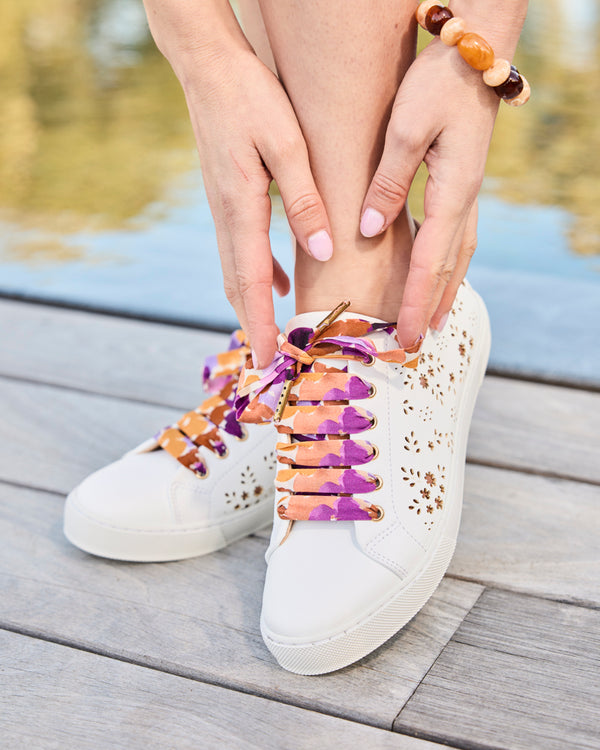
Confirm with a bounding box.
[457,32,495,71]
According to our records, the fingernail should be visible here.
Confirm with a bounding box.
[251,349,259,369]
[360,208,385,238]
[434,313,449,333]
[397,332,423,350]
[307,230,333,261]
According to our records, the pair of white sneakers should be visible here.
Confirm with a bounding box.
[64,280,490,675]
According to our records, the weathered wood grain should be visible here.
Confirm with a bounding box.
[470,376,600,484]
[451,465,600,606]
[0,298,227,407]
[0,482,482,730]
[1,299,599,482]
[0,631,451,750]
[0,378,180,493]
[394,589,600,750]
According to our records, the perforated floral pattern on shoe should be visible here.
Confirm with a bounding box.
[224,452,277,510]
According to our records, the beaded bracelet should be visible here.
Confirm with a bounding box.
[416,0,530,107]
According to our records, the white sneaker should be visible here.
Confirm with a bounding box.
[64,331,276,562]
[235,281,490,674]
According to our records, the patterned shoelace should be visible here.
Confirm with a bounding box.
[234,302,421,522]
[156,330,250,477]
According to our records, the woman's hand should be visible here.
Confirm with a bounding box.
[360,37,497,346]
[144,0,332,367]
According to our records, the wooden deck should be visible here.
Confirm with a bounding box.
[1,297,599,749]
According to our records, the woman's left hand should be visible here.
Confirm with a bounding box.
[359,36,498,346]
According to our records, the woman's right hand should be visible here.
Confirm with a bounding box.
[143,0,333,367]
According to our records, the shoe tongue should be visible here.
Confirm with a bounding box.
[284,309,385,336]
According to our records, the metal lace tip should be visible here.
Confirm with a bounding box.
[274,377,294,422]
[315,300,352,333]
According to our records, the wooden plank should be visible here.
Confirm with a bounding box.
[451,465,600,606]
[0,378,180,494]
[1,298,599,482]
[470,376,600,484]
[1,369,597,604]
[0,298,228,407]
[0,482,482,730]
[394,589,600,750]
[0,631,449,750]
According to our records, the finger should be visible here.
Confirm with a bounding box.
[203,179,252,334]
[214,218,251,334]
[430,199,479,331]
[424,208,470,332]
[396,175,470,347]
[261,129,334,262]
[229,191,280,368]
[273,255,290,297]
[360,120,427,238]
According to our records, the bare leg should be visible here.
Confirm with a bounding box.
[240,0,417,322]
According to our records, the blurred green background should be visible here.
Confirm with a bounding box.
[0,0,598,384]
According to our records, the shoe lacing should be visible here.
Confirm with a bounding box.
[156,330,250,477]
[235,302,421,521]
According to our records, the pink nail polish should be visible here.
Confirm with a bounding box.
[307,230,333,261]
[434,312,449,332]
[251,349,259,369]
[360,208,385,238]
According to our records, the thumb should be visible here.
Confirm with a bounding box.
[360,125,425,238]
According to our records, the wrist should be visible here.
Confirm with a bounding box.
[416,0,530,106]
[448,0,528,59]
[143,0,253,90]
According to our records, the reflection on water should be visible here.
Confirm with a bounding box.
[0,0,598,263]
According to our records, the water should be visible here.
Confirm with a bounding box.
[1,0,598,386]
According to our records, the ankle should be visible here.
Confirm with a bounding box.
[294,210,414,321]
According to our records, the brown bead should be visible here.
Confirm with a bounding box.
[457,32,495,71]
[425,6,453,35]
[505,76,530,107]
[416,0,443,29]
[493,65,524,100]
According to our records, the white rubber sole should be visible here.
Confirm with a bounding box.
[261,294,491,674]
[64,491,274,562]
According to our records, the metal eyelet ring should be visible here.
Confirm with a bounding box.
[372,505,385,522]
[216,445,229,460]
[194,464,210,480]
[367,383,377,398]
[370,444,380,461]
[369,415,378,430]
[363,354,376,367]
[234,426,249,442]
[373,475,383,490]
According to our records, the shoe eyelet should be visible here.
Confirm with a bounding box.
[367,383,377,398]
[194,464,210,480]
[370,444,379,461]
[369,415,378,430]
[363,354,376,367]
[373,475,383,490]
[216,445,229,459]
[234,426,249,442]
[372,505,385,522]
